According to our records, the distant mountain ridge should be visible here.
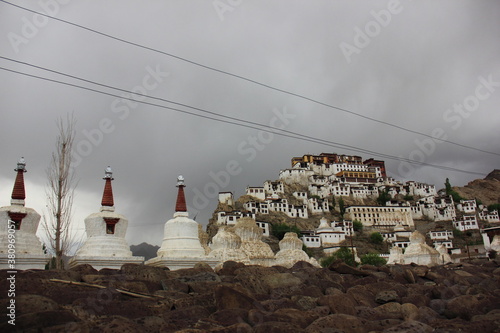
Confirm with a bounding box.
[453,169,500,205]
[130,242,159,260]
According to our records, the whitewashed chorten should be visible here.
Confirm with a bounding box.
[234,217,275,266]
[387,245,404,265]
[436,244,452,264]
[208,226,250,268]
[69,167,144,270]
[275,232,320,268]
[402,231,440,266]
[146,176,218,270]
[0,158,49,269]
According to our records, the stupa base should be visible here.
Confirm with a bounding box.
[68,255,144,270]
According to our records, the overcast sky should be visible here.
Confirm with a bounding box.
[0,0,499,248]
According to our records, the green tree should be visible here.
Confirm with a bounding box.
[320,247,356,267]
[271,223,302,240]
[403,194,414,201]
[361,253,387,266]
[339,197,346,218]
[353,220,363,232]
[445,178,452,195]
[369,232,384,244]
[330,196,336,211]
[302,244,313,258]
[487,203,500,212]
[452,228,463,238]
[377,189,391,206]
[444,178,463,203]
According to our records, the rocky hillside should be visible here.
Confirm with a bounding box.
[2,260,499,332]
[453,169,500,205]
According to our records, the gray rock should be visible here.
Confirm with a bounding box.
[376,290,399,304]
[382,320,433,332]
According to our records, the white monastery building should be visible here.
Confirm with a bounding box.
[346,205,414,229]
[453,215,480,232]
[457,199,477,213]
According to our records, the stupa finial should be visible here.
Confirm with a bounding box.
[175,175,187,212]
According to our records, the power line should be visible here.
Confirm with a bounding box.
[0,65,487,176]
[2,56,498,171]
[1,0,498,157]
[0,55,424,160]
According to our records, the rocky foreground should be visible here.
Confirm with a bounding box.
[1,260,499,332]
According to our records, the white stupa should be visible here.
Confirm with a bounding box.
[69,167,144,270]
[146,176,218,270]
[0,158,49,270]
[208,226,250,268]
[436,244,452,264]
[490,235,500,252]
[402,231,440,266]
[387,245,404,265]
[275,232,320,268]
[234,217,275,266]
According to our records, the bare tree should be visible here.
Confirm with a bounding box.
[43,114,77,269]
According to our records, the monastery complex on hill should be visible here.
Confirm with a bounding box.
[1,153,499,271]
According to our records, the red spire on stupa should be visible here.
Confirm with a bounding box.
[101,166,114,207]
[175,175,187,212]
[11,157,27,201]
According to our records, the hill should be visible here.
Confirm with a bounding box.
[453,170,500,205]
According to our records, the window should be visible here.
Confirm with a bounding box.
[104,218,120,235]
[8,212,26,230]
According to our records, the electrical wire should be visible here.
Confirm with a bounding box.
[1,0,498,157]
[0,64,487,176]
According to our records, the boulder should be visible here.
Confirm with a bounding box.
[120,264,170,284]
[214,285,260,311]
[381,320,433,332]
[16,294,59,315]
[317,293,357,315]
[261,272,302,290]
[401,303,419,321]
[209,308,249,326]
[444,294,481,320]
[376,290,400,304]
[253,321,305,333]
[375,302,403,320]
[133,316,167,333]
[328,259,371,276]
[272,308,320,328]
[1,310,79,331]
[305,313,368,333]
[291,295,318,311]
